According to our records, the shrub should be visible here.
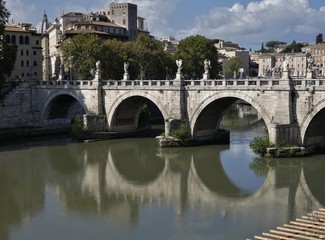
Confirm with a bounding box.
[170,124,191,140]
[71,115,85,139]
[249,135,270,156]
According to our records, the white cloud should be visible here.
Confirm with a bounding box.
[174,0,325,49]
[6,0,36,23]
[118,0,184,36]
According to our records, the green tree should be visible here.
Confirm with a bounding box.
[61,33,103,79]
[101,39,128,79]
[281,40,306,53]
[176,35,220,79]
[0,0,16,92]
[260,42,265,53]
[316,33,323,44]
[225,56,242,79]
[265,40,287,49]
[133,34,170,80]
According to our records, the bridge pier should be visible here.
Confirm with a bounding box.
[269,124,301,146]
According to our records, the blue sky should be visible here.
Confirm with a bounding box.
[6,0,325,50]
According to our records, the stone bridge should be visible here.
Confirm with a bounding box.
[2,72,325,146]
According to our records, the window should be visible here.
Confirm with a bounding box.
[36,40,39,45]
[33,51,36,56]
[19,36,24,44]
[26,60,29,67]
[34,61,37,66]
[11,35,16,44]
[21,50,24,55]
[123,19,126,25]
[5,35,10,43]
[26,50,29,56]
[21,60,24,67]
[112,10,114,15]
[25,36,29,45]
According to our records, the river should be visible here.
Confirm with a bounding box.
[0,116,325,240]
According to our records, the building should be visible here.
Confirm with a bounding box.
[216,40,249,77]
[159,36,178,52]
[63,13,128,41]
[4,23,43,81]
[100,2,141,41]
[35,11,52,35]
[40,2,151,80]
[42,19,61,80]
[302,43,325,75]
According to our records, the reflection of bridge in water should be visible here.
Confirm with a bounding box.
[1,139,325,239]
[48,140,324,229]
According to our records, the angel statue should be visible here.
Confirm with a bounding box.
[124,62,129,74]
[95,60,101,74]
[282,54,290,71]
[307,54,314,72]
[176,59,182,74]
[204,59,211,74]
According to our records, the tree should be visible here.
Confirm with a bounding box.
[176,35,220,79]
[225,56,242,79]
[0,0,15,92]
[61,33,103,79]
[280,40,306,53]
[265,40,287,49]
[133,34,169,80]
[260,42,265,53]
[316,33,323,44]
[101,39,129,79]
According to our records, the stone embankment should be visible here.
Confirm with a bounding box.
[265,146,308,158]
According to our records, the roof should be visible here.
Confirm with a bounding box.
[73,20,126,29]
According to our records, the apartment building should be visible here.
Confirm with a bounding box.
[4,23,42,81]
[216,40,250,77]
[100,2,139,41]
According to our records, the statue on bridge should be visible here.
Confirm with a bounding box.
[307,53,314,72]
[123,62,129,80]
[176,59,182,74]
[204,59,211,74]
[59,63,65,80]
[282,54,290,72]
[271,65,281,78]
[96,60,101,74]
[124,62,129,74]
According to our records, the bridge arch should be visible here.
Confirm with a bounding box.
[106,91,168,130]
[300,98,325,146]
[189,91,272,138]
[41,90,87,125]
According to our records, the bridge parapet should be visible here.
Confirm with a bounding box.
[37,80,97,89]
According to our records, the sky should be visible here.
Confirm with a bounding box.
[5,0,325,50]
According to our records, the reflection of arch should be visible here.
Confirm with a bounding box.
[106,92,168,129]
[190,92,270,137]
[303,161,325,206]
[300,99,325,145]
[191,147,251,197]
[109,139,165,184]
[41,91,87,124]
